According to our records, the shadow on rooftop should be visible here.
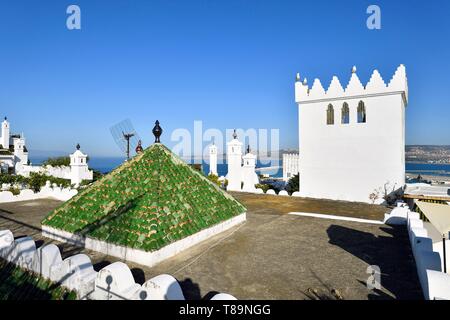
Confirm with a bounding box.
[326,224,423,300]
[179,278,202,300]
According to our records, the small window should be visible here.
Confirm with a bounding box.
[357,101,366,123]
[326,104,334,125]
[341,103,350,124]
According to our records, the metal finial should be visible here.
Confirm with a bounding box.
[303,78,308,85]
[295,73,300,82]
[4,117,7,121]
[135,140,143,153]
[232,129,237,139]
[152,120,163,143]
[76,143,80,150]
[352,66,357,74]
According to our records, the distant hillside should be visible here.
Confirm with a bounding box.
[406,145,450,164]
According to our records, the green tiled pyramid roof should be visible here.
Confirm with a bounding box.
[42,143,246,252]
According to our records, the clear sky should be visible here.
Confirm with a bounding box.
[0,0,449,157]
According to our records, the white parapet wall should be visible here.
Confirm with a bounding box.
[0,181,78,203]
[1,228,239,300]
[389,204,450,300]
[42,212,246,267]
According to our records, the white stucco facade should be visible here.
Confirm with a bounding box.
[283,153,299,182]
[295,65,408,204]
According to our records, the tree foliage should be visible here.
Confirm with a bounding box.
[286,174,300,195]
[207,174,221,186]
[0,173,72,192]
[42,157,71,167]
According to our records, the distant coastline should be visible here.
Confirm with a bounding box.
[29,156,450,183]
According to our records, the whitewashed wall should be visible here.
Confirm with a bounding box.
[0,181,78,203]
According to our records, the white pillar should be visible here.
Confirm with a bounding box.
[1,117,10,150]
[209,143,218,176]
[242,146,258,192]
[226,130,243,191]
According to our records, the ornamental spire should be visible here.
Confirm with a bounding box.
[152,120,163,143]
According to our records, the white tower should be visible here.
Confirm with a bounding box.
[13,134,29,174]
[226,130,243,191]
[1,117,10,150]
[241,145,259,192]
[295,65,408,203]
[70,144,93,187]
[209,141,218,176]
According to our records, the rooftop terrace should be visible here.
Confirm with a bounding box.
[0,195,422,300]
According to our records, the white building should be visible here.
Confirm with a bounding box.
[0,117,29,174]
[69,144,93,187]
[20,144,93,187]
[283,153,299,182]
[209,142,218,176]
[295,65,408,204]
[0,117,93,186]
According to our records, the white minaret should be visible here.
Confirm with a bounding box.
[70,143,93,187]
[1,117,10,150]
[241,145,259,192]
[209,141,218,176]
[226,130,243,191]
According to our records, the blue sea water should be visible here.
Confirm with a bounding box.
[405,163,450,177]
[30,156,450,179]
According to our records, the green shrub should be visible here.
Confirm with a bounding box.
[255,183,270,193]
[42,156,71,167]
[28,173,71,192]
[207,174,221,186]
[9,187,20,196]
[286,174,300,195]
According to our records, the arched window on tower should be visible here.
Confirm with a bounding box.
[357,101,366,123]
[341,103,350,124]
[326,104,334,125]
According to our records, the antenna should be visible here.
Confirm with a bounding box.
[123,131,135,160]
[110,119,141,161]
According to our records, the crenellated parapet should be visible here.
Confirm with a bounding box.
[295,65,408,105]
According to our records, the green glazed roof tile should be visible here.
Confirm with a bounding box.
[42,143,246,252]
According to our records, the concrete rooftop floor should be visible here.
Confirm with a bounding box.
[0,194,422,300]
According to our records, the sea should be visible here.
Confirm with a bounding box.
[29,156,450,179]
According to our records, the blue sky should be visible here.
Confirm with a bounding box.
[0,0,449,157]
